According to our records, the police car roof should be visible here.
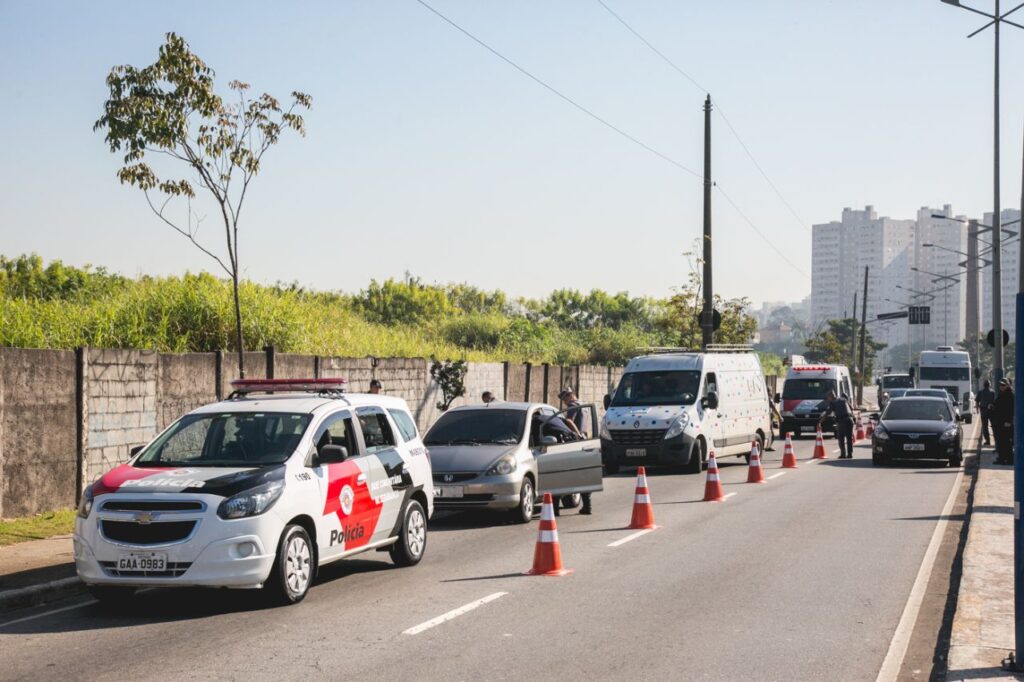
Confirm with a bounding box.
[191,392,412,416]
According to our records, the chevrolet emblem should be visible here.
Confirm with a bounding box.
[133,511,156,524]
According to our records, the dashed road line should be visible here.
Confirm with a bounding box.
[766,472,787,480]
[403,592,508,635]
[0,600,95,630]
[607,528,656,547]
[722,492,737,500]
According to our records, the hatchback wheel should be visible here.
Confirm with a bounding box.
[510,478,535,524]
[390,499,427,567]
[265,524,313,605]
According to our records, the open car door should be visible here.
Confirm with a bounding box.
[532,405,603,497]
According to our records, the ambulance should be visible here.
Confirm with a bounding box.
[600,346,774,474]
[74,379,433,606]
[778,363,854,437]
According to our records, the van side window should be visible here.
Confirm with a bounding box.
[359,413,396,454]
[388,408,418,442]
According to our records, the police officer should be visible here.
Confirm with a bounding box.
[993,378,1015,465]
[818,390,856,459]
[976,379,996,447]
[557,388,592,515]
[369,379,382,395]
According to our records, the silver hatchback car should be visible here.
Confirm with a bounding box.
[424,402,603,523]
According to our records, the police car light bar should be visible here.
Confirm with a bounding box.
[229,378,348,396]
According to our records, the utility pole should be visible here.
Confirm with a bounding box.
[993,3,1005,385]
[858,266,869,406]
[701,95,714,349]
[850,293,858,371]
[967,220,981,388]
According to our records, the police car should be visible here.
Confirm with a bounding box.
[74,379,433,606]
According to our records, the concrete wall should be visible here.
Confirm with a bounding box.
[0,346,623,516]
[0,349,78,517]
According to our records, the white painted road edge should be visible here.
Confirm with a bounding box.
[874,420,976,682]
[607,528,655,548]
[0,599,96,630]
[722,492,737,500]
[766,472,787,480]
[402,592,508,635]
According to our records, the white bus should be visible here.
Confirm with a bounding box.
[917,347,973,423]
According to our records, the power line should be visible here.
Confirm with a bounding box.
[595,0,811,233]
[414,0,701,179]
[715,184,809,279]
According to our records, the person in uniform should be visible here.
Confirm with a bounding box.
[976,379,996,447]
[818,390,856,459]
[993,378,1015,465]
[369,379,382,395]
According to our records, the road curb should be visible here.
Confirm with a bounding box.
[0,576,84,612]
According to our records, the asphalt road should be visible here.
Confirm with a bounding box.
[0,434,962,682]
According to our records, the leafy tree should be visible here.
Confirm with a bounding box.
[94,32,311,377]
[430,358,468,411]
[356,277,455,324]
[530,289,655,331]
[0,254,124,300]
[804,318,886,381]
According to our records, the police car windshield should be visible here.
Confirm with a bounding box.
[136,412,312,467]
[610,371,701,407]
[424,409,526,446]
[882,399,952,422]
[782,379,837,401]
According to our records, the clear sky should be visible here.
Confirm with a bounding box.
[2,0,1023,305]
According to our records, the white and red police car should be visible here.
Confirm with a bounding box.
[74,379,433,606]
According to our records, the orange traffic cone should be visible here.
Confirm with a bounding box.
[747,441,766,483]
[628,467,658,529]
[855,414,865,442]
[526,493,572,576]
[782,433,798,469]
[813,427,828,459]
[703,450,726,502]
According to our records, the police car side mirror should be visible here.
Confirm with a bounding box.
[318,444,349,464]
[603,394,611,410]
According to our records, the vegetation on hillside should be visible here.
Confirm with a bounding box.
[0,254,765,366]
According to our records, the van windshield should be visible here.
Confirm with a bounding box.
[610,371,701,407]
[783,379,837,401]
[918,367,970,381]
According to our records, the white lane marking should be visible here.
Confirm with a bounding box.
[403,592,507,635]
[875,419,976,682]
[0,600,95,630]
[832,448,842,454]
[766,472,787,480]
[607,528,655,548]
[722,492,737,500]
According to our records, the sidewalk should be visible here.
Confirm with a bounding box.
[946,447,1021,680]
[0,535,81,610]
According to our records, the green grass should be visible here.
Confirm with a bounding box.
[0,509,77,546]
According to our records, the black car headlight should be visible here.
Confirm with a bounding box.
[873,425,889,441]
[940,427,959,442]
[217,480,285,519]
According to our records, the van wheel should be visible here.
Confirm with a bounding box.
[684,439,704,475]
[89,585,136,609]
[560,493,581,509]
[390,499,427,567]
[265,524,313,605]
[744,434,766,464]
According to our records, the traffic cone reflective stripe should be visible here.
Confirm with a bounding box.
[747,441,766,483]
[782,433,798,469]
[628,467,658,529]
[813,428,828,459]
[703,450,726,502]
[526,493,572,576]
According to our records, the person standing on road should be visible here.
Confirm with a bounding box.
[766,384,781,450]
[818,390,856,459]
[557,388,592,516]
[993,378,1015,465]
[976,379,996,447]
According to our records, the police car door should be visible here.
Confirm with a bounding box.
[354,407,409,546]
[309,410,376,562]
[533,406,603,497]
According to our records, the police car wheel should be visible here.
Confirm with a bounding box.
[510,478,535,524]
[560,493,582,509]
[266,524,313,605]
[390,499,427,567]
[89,585,136,608]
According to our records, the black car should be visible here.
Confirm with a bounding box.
[871,396,963,467]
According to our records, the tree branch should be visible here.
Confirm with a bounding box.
[143,190,232,276]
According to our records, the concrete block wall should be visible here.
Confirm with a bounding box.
[274,353,316,381]
[506,363,527,402]
[319,357,373,391]
[450,362,504,410]
[158,353,217,430]
[0,349,77,517]
[219,352,268,397]
[85,349,160,489]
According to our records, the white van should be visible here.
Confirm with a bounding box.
[777,364,854,437]
[917,347,973,423]
[600,347,773,474]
